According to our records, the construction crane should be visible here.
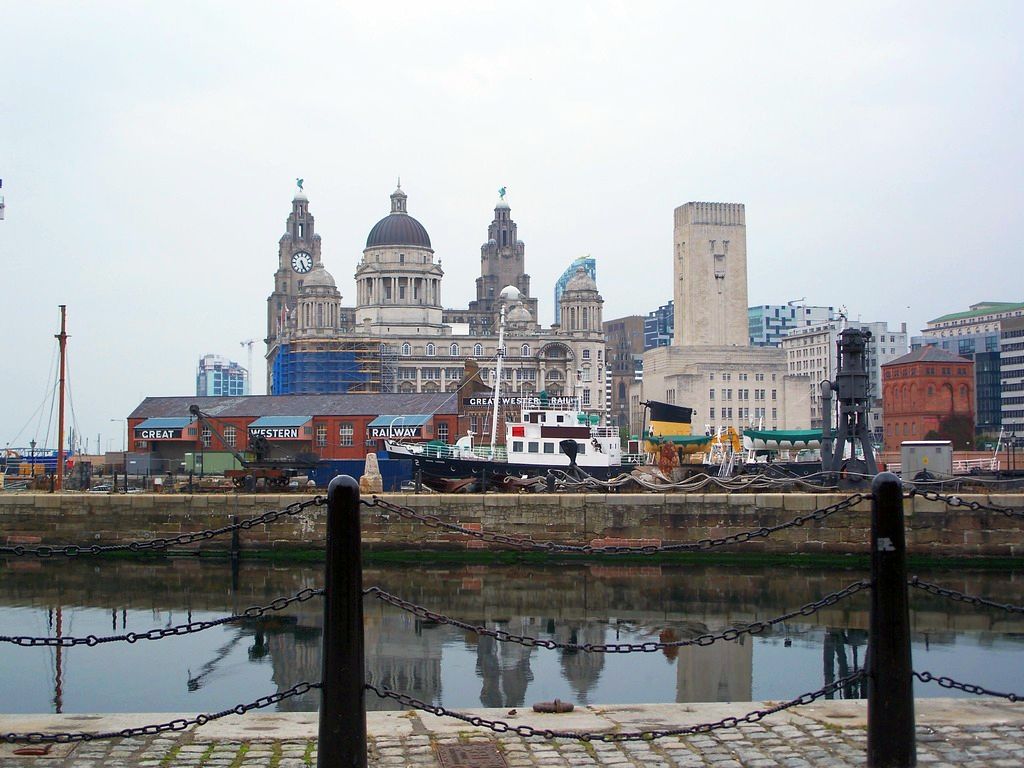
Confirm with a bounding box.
[240,339,256,392]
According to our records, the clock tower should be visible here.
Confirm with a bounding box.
[266,186,323,354]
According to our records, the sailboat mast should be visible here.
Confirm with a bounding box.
[55,305,67,491]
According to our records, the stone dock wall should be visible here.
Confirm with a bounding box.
[2,491,1023,558]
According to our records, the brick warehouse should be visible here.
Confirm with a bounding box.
[882,347,975,451]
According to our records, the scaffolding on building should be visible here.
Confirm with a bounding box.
[272,339,400,395]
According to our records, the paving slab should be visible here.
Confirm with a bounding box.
[1,699,1023,766]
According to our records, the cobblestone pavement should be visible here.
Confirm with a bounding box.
[2,699,1023,767]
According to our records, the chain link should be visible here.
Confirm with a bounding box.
[362,493,867,554]
[909,489,1024,520]
[0,497,325,558]
[0,588,324,648]
[0,681,320,744]
[914,671,1020,702]
[366,580,871,652]
[908,577,1024,615]
[366,672,864,741]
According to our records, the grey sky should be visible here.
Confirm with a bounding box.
[1,1,1020,453]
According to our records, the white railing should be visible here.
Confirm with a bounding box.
[887,458,1000,476]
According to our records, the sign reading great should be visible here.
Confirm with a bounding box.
[134,428,183,440]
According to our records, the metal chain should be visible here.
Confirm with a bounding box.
[0,497,326,557]
[366,580,871,652]
[0,681,320,744]
[362,493,867,554]
[908,577,1024,615]
[366,671,864,741]
[913,671,1020,702]
[909,489,1024,520]
[0,588,324,648]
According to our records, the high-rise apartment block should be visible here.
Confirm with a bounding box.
[748,304,835,347]
[196,354,250,397]
[644,300,674,350]
[1002,316,1024,436]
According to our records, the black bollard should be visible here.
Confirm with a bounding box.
[867,472,916,767]
[318,475,367,768]
[546,472,556,493]
[415,466,422,494]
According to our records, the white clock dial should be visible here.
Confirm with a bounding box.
[291,251,313,273]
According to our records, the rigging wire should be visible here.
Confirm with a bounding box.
[65,353,82,453]
[7,341,59,447]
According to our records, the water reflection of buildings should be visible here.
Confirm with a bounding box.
[675,636,752,703]
[6,559,1022,714]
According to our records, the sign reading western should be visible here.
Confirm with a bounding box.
[463,395,576,408]
[368,425,424,439]
[135,428,183,440]
[249,427,302,440]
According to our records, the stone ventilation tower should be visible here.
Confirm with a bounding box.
[673,202,748,347]
[471,193,538,323]
[558,267,603,335]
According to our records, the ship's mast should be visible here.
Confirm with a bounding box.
[489,302,507,458]
[55,305,68,491]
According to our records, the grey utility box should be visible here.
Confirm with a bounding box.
[900,441,953,478]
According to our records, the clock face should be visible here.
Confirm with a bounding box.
[291,251,313,273]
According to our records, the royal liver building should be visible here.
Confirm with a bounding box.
[265,183,607,415]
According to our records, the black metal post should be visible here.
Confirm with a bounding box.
[867,472,916,767]
[318,475,367,768]
[415,466,422,494]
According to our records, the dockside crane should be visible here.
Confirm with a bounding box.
[187,404,317,490]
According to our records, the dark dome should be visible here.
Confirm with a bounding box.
[365,214,431,249]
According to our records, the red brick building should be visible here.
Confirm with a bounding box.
[127,393,459,470]
[881,347,974,451]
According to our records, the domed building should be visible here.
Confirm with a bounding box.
[265,182,608,438]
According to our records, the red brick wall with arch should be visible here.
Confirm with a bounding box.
[882,357,974,451]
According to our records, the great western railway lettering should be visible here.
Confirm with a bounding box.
[463,396,575,408]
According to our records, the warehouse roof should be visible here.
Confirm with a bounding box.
[128,394,459,420]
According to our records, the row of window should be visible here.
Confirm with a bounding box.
[199,423,452,449]
[398,342,602,360]
[710,389,777,401]
[708,372,777,382]
[708,407,777,420]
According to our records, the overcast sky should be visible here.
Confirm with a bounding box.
[1,1,1020,453]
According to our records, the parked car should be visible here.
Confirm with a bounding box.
[87,484,112,493]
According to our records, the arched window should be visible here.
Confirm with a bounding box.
[426,343,436,357]
[521,344,530,357]
[450,343,459,357]
[473,343,483,357]
[401,343,411,356]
